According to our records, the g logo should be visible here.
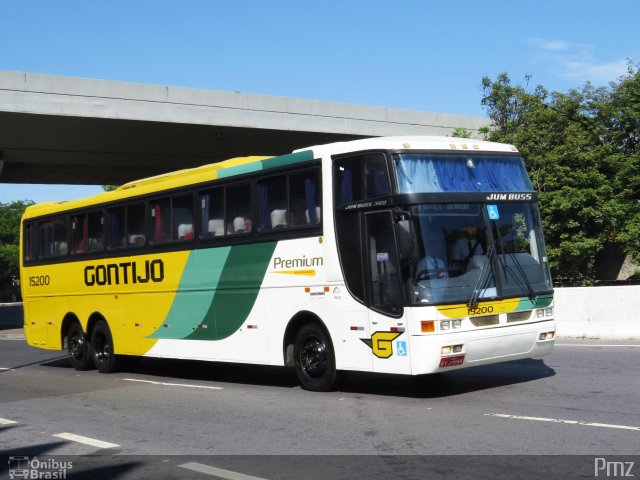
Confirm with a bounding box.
[361,331,402,358]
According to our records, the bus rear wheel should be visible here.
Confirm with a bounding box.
[67,322,93,371]
[294,322,337,392]
[91,320,120,373]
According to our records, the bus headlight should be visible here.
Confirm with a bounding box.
[440,321,450,331]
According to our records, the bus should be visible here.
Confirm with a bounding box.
[20,136,555,391]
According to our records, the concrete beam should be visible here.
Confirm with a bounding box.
[0,70,490,185]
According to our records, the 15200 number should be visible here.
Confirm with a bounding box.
[29,275,50,287]
[467,305,494,316]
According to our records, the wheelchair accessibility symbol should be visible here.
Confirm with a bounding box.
[487,204,500,220]
[396,341,407,356]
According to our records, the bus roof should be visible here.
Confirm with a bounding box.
[22,136,519,219]
[296,135,519,157]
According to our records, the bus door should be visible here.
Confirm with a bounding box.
[364,211,411,374]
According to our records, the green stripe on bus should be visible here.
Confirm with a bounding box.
[150,247,232,339]
[186,241,277,341]
[216,150,314,179]
[516,294,553,311]
[260,150,314,170]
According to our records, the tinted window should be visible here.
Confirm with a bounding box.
[39,218,67,257]
[258,169,321,230]
[334,154,391,206]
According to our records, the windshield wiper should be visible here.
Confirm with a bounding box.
[501,251,537,302]
[492,224,537,303]
[467,245,496,309]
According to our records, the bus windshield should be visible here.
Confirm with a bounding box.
[394,153,533,193]
[408,202,552,305]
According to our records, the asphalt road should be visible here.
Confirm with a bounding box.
[1,330,639,479]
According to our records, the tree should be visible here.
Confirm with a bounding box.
[0,200,34,294]
[450,127,472,138]
[480,69,640,284]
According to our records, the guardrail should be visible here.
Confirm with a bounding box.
[2,287,639,339]
[0,302,24,329]
[554,286,640,340]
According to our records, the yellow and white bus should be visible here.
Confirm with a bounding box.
[20,136,555,391]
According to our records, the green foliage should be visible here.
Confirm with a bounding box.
[451,127,472,138]
[101,185,119,192]
[0,200,34,290]
[481,67,640,284]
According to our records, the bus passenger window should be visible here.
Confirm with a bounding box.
[127,204,146,246]
[39,218,67,257]
[107,207,126,249]
[172,195,193,241]
[88,212,104,251]
[201,189,224,237]
[290,170,321,225]
[71,215,88,254]
[259,176,287,230]
[227,184,251,235]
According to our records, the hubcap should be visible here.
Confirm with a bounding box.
[301,337,327,378]
[70,333,85,359]
[94,333,110,363]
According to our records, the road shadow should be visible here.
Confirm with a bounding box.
[39,353,554,398]
[339,358,556,398]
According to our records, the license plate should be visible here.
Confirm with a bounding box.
[439,355,465,368]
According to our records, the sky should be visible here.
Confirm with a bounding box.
[1,0,638,204]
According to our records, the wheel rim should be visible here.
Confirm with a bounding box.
[300,336,327,378]
[70,333,86,360]
[94,332,111,364]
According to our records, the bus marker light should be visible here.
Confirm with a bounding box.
[197,324,208,329]
[421,321,435,333]
[247,325,258,329]
[350,326,364,331]
[324,286,330,292]
[439,355,465,368]
[305,287,311,293]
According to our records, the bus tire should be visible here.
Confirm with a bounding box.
[294,322,337,392]
[67,322,93,371]
[91,320,120,373]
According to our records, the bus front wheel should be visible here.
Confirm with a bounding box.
[91,320,120,373]
[294,322,337,392]
[67,322,93,371]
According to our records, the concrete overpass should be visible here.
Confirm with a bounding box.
[0,70,489,185]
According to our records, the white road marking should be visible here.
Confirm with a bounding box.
[555,344,640,347]
[486,413,640,432]
[122,378,223,390]
[179,462,269,480]
[0,417,17,425]
[0,367,15,371]
[53,432,120,449]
